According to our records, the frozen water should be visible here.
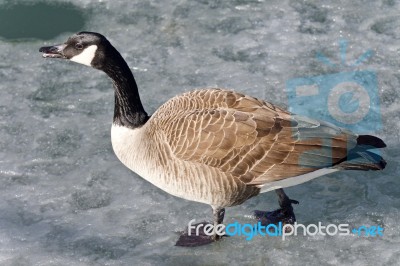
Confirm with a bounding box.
[0,0,399,265]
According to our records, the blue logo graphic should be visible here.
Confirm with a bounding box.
[351,225,384,237]
[339,91,359,114]
[286,39,382,133]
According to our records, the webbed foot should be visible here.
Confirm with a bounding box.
[176,207,226,247]
[175,221,218,247]
[254,189,299,227]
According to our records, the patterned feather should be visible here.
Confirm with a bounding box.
[150,88,361,187]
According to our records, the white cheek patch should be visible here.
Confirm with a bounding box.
[70,45,98,66]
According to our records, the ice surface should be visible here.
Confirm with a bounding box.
[0,0,399,265]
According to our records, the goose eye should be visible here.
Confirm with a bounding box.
[75,43,83,50]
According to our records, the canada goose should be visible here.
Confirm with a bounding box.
[39,32,386,247]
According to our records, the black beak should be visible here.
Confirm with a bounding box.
[39,44,67,59]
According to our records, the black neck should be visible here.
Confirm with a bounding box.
[100,47,148,128]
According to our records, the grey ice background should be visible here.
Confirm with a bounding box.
[0,0,399,265]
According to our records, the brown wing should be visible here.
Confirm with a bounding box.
[151,88,356,186]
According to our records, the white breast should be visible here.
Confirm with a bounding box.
[110,124,155,181]
[110,124,228,205]
[111,124,186,198]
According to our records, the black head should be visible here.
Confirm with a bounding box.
[39,31,112,69]
[40,31,149,128]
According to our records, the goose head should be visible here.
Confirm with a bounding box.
[39,31,112,69]
[40,31,149,128]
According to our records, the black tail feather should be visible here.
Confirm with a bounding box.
[334,136,387,171]
[357,135,386,148]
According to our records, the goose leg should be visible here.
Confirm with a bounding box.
[254,188,299,226]
[175,207,225,247]
[212,207,225,241]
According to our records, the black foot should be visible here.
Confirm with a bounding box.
[175,222,221,247]
[254,198,299,226]
[176,207,226,247]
